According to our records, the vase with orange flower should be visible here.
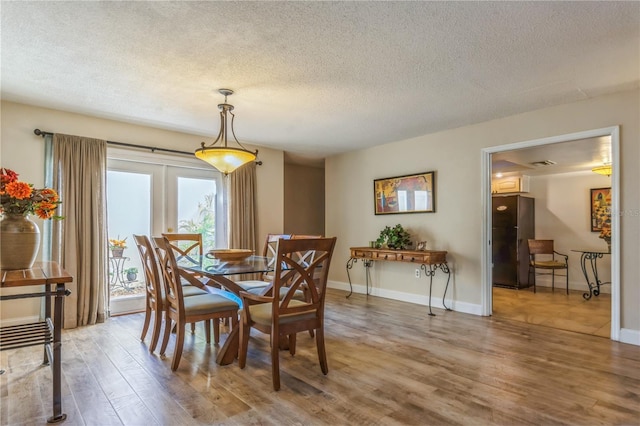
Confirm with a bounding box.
[0,167,62,269]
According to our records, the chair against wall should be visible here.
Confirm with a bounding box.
[153,236,240,371]
[133,235,209,353]
[238,237,337,390]
[527,239,569,294]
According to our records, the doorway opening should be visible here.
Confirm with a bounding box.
[481,126,620,341]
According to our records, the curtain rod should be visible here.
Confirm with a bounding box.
[33,129,263,165]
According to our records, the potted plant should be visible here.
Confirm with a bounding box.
[375,224,412,250]
[124,267,138,282]
[109,236,127,257]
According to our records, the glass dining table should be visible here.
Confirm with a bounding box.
[179,255,274,365]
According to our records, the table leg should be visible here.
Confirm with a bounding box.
[216,318,239,366]
[47,283,66,424]
[440,263,453,312]
[421,264,436,316]
[345,258,356,298]
[580,252,606,300]
[421,263,452,316]
[363,259,373,295]
[345,258,374,298]
[43,284,52,365]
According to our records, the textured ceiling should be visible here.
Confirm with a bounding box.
[2,2,639,164]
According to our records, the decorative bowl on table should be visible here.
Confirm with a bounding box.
[207,249,253,263]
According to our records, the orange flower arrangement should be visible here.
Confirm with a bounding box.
[0,167,62,219]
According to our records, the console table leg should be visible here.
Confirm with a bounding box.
[421,264,435,316]
[440,263,452,311]
[345,258,356,298]
[364,259,373,296]
[48,283,66,424]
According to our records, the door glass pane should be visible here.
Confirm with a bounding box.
[107,170,150,302]
[177,177,217,250]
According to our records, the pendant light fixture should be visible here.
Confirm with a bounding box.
[195,89,258,175]
[592,164,612,176]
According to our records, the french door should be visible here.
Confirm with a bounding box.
[106,150,223,315]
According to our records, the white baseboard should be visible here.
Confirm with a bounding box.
[328,280,483,316]
[328,280,638,346]
[619,328,640,346]
[0,315,40,327]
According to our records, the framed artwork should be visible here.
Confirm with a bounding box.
[374,171,435,215]
[590,187,611,232]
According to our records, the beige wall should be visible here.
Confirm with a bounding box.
[326,88,639,342]
[526,172,612,292]
[284,163,325,236]
[0,101,285,323]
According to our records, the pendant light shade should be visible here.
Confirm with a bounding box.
[592,164,612,176]
[195,89,258,175]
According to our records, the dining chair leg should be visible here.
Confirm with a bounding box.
[204,319,211,344]
[159,313,172,356]
[140,304,151,342]
[238,321,249,369]
[315,327,328,375]
[552,270,555,292]
[149,310,163,353]
[288,333,296,356]
[213,319,220,345]
[171,323,186,371]
[566,269,569,295]
[271,331,281,391]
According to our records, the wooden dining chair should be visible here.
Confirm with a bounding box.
[134,235,210,353]
[161,233,203,266]
[233,234,293,293]
[152,236,240,371]
[527,239,569,294]
[238,237,337,390]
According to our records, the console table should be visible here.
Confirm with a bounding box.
[0,261,72,423]
[346,247,452,316]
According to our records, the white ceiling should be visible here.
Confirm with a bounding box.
[1,2,638,166]
[492,136,612,177]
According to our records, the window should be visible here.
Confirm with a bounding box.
[106,148,223,314]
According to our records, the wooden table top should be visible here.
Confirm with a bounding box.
[1,261,73,288]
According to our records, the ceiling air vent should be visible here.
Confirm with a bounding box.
[530,160,556,167]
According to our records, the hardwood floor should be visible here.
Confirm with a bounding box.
[492,286,611,338]
[2,288,638,425]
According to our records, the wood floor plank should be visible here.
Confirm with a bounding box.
[1,288,639,425]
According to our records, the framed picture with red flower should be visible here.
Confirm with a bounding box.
[590,187,611,232]
[373,171,435,215]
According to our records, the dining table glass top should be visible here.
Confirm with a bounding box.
[180,255,275,277]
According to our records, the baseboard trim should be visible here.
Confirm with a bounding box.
[328,280,482,316]
[619,328,640,346]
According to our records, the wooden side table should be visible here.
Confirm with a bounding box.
[0,261,72,423]
[346,247,452,316]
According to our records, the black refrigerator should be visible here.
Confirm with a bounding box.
[492,195,535,289]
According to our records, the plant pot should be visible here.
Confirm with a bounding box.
[126,273,137,281]
[111,248,124,258]
[0,214,41,270]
